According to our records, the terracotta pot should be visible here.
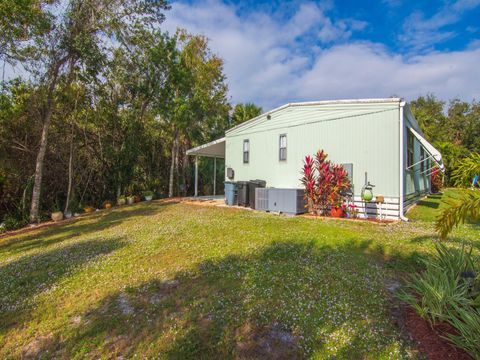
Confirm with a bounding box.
[84,207,94,214]
[134,195,141,203]
[51,211,63,222]
[330,206,343,218]
[104,202,112,209]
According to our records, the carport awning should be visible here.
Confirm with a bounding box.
[186,137,225,158]
[409,127,445,172]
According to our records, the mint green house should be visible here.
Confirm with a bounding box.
[187,98,444,220]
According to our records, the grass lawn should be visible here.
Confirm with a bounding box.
[0,191,478,359]
[406,188,468,222]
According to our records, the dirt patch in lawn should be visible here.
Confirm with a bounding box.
[235,321,302,359]
[22,333,55,358]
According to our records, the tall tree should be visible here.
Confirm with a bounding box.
[22,0,169,222]
[0,0,53,62]
[164,31,229,197]
[409,94,447,143]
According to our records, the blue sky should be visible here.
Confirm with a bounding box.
[164,0,480,109]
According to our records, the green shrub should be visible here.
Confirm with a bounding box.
[445,305,480,359]
[399,243,480,357]
[0,215,27,232]
[399,260,470,324]
[451,152,480,187]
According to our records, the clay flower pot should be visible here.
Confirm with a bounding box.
[330,206,343,218]
[104,202,112,209]
[84,206,94,214]
[51,211,64,222]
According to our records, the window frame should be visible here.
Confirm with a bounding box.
[279,134,287,161]
[243,139,249,164]
[407,130,414,169]
[420,147,425,172]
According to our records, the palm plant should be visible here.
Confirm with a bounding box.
[451,152,480,187]
[436,190,480,238]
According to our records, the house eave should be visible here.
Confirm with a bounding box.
[225,97,403,135]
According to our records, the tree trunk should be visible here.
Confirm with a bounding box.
[174,137,180,192]
[64,127,75,213]
[29,60,64,222]
[168,130,178,198]
[181,148,189,196]
[29,117,51,222]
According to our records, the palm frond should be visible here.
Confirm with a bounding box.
[436,191,480,239]
[451,153,480,187]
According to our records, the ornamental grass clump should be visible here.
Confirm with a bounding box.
[300,150,351,216]
[399,243,480,358]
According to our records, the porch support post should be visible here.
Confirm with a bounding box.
[194,155,198,197]
[213,156,216,196]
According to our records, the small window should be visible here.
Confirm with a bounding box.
[243,139,249,163]
[279,134,287,161]
[407,130,414,168]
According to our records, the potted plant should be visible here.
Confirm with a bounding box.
[330,205,343,218]
[134,195,141,203]
[127,195,135,205]
[301,150,351,216]
[51,209,63,222]
[143,190,154,201]
[117,195,126,206]
[103,200,112,209]
[348,204,359,219]
[83,206,95,214]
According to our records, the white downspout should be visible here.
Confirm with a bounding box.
[194,156,198,197]
[213,156,216,196]
[399,101,408,221]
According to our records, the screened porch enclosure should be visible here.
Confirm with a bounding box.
[186,138,226,197]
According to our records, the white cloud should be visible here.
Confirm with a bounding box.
[163,0,480,110]
[296,43,480,103]
[400,0,480,51]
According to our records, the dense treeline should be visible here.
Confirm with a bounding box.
[410,95,480,187]
[0,0,262,228]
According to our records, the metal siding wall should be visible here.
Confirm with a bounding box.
[225,102,401,198]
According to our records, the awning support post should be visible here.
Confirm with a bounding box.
[213,156,216,196]
[194,156,198,197]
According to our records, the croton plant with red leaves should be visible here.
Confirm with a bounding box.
[431,166,443,193]
[300,150,351,215]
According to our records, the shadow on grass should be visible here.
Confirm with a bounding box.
[415,199,440,209]
[410,234,480,251]
[0,202,173,257]
[0,237,127,334]
[44,240,420,359]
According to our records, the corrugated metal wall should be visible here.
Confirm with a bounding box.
[225,101,401,199]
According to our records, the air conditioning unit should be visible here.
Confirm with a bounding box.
[254,188,306,214]
[255,188,269,211]
[267,188,306,214]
